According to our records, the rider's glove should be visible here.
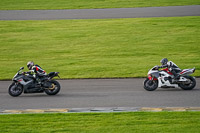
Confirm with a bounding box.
[155,65,160,69]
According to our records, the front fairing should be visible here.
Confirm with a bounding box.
[148,71,160,78]
[148,66,160,79]
[12,68,24,81]
[12,72,19,81]
[13,74,24,81]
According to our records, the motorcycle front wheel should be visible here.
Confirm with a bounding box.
[8,82,23,97]
[144,78,158,91]
[44,80,61,95]
[178,76,196,90]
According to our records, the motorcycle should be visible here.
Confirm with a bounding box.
[144,65,196,91]
[8,67,61,97]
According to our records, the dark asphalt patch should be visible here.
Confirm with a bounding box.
[0,5,200,20]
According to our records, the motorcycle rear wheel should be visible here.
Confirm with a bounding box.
[8,82,23,97]
[144,78,158,91]
[178,76,196,90]
[44,80,60,95]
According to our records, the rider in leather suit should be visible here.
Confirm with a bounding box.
[27,61,47,84]
[158,58,181,80]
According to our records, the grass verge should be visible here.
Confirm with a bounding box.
[0,112,200,133]
[0,0,200,10]
[0,16,199,79]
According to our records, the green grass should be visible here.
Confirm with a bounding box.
[0,0,200,10]
[0,112,200,133]
[0,16,199,80]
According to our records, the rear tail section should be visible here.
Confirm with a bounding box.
[179,68,195,76]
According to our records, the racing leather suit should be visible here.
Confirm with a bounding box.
[31,64,47,83]
[160,61,181,79]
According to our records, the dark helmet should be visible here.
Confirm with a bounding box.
[160,58,168,65]
[27,61,34,70]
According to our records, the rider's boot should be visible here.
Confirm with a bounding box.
[36,78,41,87]
[174,74,180,80]
[172,74,180,83]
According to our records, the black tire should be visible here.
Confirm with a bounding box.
[178,76,196,90]
[143,78,158,91]
[8,82,23,97]
[44,80,60,95]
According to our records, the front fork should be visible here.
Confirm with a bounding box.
[12,81,22,91]
[13,81,20,87]
[148,74,158,81]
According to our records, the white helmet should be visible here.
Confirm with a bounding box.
[27,61,34,70]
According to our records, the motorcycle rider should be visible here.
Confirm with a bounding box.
[26,61,47,85]
[158,58,181,80]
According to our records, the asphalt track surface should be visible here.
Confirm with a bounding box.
[1,6,200,111]
[0,5,200,20]
[0,78,200,111]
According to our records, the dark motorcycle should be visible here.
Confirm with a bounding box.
[8,67,61,97]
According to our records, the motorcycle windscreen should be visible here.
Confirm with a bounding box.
[151,72,160,78]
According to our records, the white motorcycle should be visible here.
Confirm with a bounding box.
[144,66,196,91]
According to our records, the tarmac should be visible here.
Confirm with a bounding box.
[1,5,200,20]
[1,5,200,114]
[1,78,200,114]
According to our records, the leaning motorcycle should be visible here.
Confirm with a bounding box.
[8,67,61,97]
[144,66,196,91]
